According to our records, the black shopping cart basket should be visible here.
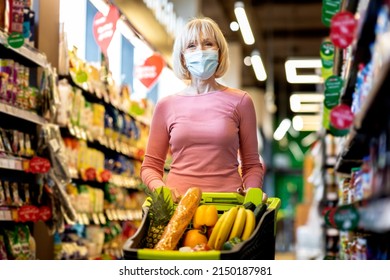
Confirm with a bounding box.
[123,187,280,260]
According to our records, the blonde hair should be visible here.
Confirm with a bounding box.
[172,17,230,80]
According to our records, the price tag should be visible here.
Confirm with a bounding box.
[13,159,22,170]
[4,209,12,221]
[0,158,9,169]
[83,213,90,225]
[99,212,106,225]
[92,213,100,225]
[106,209,113,221]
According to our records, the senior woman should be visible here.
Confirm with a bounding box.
[140,17,266,201]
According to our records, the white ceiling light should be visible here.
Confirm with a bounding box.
[234,2,255,45]
[243,56,252,66]
[285,59,323,84]
[273,119,291,141]
[250,50,267,81]
[290,92,325,102]
[289,93,324,113]
[292,115,322,131]
[230,21,240,32]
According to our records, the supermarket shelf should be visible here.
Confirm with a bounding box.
[0,30,49,68]
[59,74,150,127]
[0,102,47,125]
[334,62,390,174]
[354,62,390,133]
[339,0,381,105]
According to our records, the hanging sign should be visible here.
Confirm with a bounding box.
[334,204,359,230]
[92,5,119,55]
[322,0,342,27]
[324,75,343,109]
[320,41,334,68]
[135,53,165,89]
[324,91,340,109]
[330,11,357,48]
[325,75,343,93]
[330,104,354,130]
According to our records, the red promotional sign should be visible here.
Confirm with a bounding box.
[27,157,51,174]
[18,205,39,222]
[38,206,52,222]
[330,11,357,48]
[135,54,165,89]
[92,5,119,55]
[330,104,354,130]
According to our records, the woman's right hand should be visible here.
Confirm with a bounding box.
[170,187,182,203]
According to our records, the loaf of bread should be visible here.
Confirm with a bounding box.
[154,187,202,250]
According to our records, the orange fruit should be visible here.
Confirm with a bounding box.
[182,229,208,248]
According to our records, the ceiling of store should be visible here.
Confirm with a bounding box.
[114,0,330,119]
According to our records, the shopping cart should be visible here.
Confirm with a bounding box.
[123,188,280,260]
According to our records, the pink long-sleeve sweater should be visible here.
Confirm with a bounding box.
[140,87,264,195]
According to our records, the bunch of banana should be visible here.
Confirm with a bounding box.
[207,205,257,250]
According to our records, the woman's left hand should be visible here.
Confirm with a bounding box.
[237,187,267,203]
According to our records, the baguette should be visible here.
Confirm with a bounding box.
[154,187,202,250]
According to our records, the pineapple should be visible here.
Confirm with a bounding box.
[142,186,174,249]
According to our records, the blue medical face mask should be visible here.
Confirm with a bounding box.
[184,49,219,80]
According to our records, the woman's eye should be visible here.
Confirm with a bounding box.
[187,43,196,49]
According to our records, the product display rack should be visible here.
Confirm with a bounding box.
[1,19,147,257]
[0,28,55,259]
[320,0,390,259]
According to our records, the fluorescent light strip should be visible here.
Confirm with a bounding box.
[234,2,255,45]
[290,103,322,113]
[292,115,322,131]
[290,92,324,103]
[285,59,323,84]
[251,51,267,81]
[273,119,291,141]
[290,93,324,112]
